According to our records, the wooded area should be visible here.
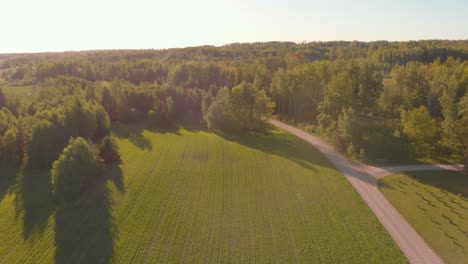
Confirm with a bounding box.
[0,40,466,189]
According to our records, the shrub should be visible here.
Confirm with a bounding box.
[346,142,357,158]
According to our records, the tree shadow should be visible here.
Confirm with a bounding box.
[14,170,54,240]
[112,123,153,150]
[111,119,209,151]
[128,132,152,150]
[112,122,189,150]
[377,179,395,191]
[0,168,19,204]
[55,166,123,264]
[105,164,125,193]
[405,170,468,199]
[215,125,334,172]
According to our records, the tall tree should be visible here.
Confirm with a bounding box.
[52,137,100,203]
[28,120,60,168]
[401,106,437,157]
[318,72,354,134]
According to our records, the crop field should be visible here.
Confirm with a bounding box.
[379,171,468,264]
[0,126,406,263]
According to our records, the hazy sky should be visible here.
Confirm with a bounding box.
[1,0,467,53]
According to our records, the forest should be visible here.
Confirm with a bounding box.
[0,40,467,200]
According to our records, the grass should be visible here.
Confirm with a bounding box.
[379,170,468,264]
[0,126,406,263]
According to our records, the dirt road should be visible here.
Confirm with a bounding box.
[270,119,464,264]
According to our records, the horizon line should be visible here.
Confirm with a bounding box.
[1,38,467,55]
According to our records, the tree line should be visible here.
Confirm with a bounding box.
[0,40,466,202]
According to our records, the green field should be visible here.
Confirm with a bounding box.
[0,126,406,263]
[379,171,468,264]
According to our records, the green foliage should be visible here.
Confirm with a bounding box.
[0,107,16,135]
[0,87,6,108]
[0,42,466,164]
[63,98,97,139]
[346,142,357,158]
[393,62,430,108]
[206,87,234,131]
[52,137,100,203]
[359,148,367,161]
[99,136,120,164]
[2,126,20,165]
[27,120,60,169]
[94,106,111,139]
[101,88,118,121]
[201,93,215,123]
[165,96,175,120]
[401,106,437,156]
[456,92,468,146]
[230,82,260,129]
[337,107,360,150]
[206,83,274,131]
[318,72,354,133]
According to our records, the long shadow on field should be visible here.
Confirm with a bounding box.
[112,122,184,150]
[55,165,123,264]
[14,170,54,239]
[0,168,19,204]
[115,126,153,150]
[405,170,468,199]
[216,126,334,171]
[112,119,206,150]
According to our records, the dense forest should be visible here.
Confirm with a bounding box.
[0,40,467,199]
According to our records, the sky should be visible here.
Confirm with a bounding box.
[1,0,467,53]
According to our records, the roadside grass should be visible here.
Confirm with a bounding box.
[0,126,406,263]
[379,170,468,264]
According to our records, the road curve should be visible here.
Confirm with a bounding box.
[270,119,464,264]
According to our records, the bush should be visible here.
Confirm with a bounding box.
[99,136,120,164]
[346,142,357,158]
[52,137,100,203]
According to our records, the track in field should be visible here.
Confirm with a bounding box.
[380,171,468,264]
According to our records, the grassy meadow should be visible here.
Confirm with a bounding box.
[379,171,468,264]
[0,126,406,263]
